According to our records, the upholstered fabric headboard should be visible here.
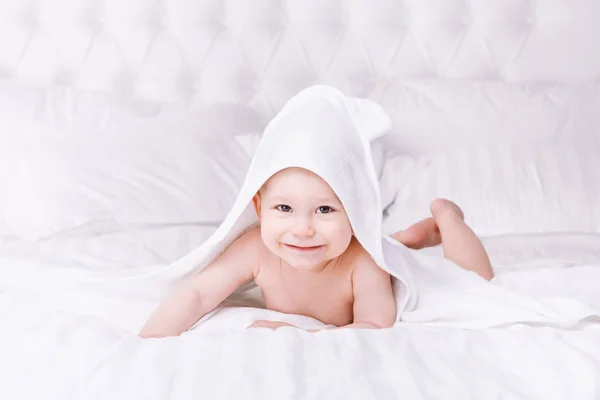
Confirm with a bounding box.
[1,0,599,119]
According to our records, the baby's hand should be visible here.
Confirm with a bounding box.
[247,320,297,330]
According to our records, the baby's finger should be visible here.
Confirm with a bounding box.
[247,320,271,329]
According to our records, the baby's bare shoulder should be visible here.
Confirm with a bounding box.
[217,226,268,274]
[234,225,262,244]
[229,226,267,256]
[345,238,390,277]
[344,238,377,265]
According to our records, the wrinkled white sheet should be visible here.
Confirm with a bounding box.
[1,233,600,399]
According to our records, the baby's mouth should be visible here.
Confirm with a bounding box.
[284,244,324,252]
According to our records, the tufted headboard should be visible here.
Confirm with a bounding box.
[1,0,599,120]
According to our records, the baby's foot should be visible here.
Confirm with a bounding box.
[392,217,441,250]
[429,198,464,224]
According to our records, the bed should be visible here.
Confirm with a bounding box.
[1,1,600,399]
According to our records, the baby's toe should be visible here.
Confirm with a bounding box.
[429,198,464,220]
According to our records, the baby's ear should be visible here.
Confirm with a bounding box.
[252,193,262,219]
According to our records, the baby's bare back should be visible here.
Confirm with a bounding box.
[251,230,364,327]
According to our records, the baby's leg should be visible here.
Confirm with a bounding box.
[430,199,494,280]
[391,217,441,250]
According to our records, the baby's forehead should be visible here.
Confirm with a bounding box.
[260,167,333,195]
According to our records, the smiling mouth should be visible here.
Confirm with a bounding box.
[284,244,324,252]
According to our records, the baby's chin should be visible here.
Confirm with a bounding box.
[278,250,338,271]
[286,261,332,272]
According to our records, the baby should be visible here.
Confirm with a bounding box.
[139,167,493,338]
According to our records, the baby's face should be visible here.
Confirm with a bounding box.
[253,167,353,270]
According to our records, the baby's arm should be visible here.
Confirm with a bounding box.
[139,229,261,338]
[345,253,396,329]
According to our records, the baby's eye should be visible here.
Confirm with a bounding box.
[276,204,292,213]
[316,206,334,214]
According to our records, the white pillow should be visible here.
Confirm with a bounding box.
[381,143,600,237]
[0,82,261,241]
[374,80,600,156]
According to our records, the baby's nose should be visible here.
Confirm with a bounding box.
[292,217,316,238]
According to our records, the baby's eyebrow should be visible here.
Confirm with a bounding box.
[314,197,340,204]
[268,195,340,204]
[266,195,294,203]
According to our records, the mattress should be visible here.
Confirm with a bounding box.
[1,233,600,399]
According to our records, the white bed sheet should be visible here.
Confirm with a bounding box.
[0,224,218,271]
[1,233,600,400]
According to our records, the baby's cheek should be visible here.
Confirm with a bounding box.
[258,223,274,244]
[327,223,352,246]
[260,219,284,246]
